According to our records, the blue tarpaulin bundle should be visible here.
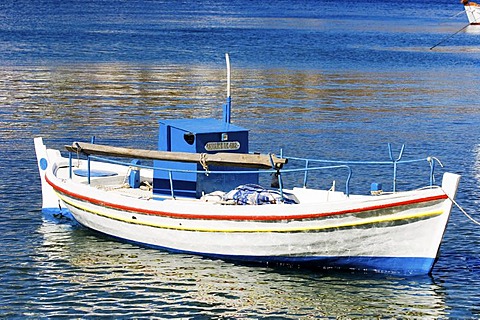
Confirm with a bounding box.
[223,184,299,205]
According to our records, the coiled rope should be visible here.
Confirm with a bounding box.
[200,153,209,176]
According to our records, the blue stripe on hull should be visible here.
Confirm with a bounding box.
[220,255,436,276]
[82,225,436,276]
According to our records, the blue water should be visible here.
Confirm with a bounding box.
[1,0,480,317]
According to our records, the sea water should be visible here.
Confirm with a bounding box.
[1,0,480,317]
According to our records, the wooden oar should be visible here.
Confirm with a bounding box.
[65,142,287,169]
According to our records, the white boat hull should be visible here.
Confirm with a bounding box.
[35,137,460,275]
[465,4,480,24]
[66,198,450,273]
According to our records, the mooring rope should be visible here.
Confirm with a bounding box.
[448,194,480,226]
[430,23,470,50]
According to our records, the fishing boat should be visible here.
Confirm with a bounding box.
[462,0,480,24]
[34,55,460,275]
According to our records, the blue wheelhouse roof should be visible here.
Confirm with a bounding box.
[159,118,248,134]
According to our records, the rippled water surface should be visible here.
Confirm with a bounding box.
[1,0,480,318]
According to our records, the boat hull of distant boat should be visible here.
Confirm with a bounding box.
[464,2,480,24]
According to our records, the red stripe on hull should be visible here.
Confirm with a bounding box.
[46,174,447,221]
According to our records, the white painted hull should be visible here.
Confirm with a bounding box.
[35,137,460,275]
[465,4,480,24]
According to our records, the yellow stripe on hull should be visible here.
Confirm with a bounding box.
[57,192,444,233]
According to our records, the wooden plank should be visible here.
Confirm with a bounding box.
[65,142,287,169]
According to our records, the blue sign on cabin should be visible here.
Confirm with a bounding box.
[152,118,259,198]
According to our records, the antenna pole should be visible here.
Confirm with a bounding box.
[223,53,232,123]
[226,53,231,98]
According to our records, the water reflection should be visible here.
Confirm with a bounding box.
[1,63,477,193]
[31,219,448,318]
[2,63,476,150]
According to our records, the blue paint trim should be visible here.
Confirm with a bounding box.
[153,178,197,198]
[73,169,118,177]
[39,158,48,170]
[79,224,435,275]
[223,97,231,123]
[183,252,434,276]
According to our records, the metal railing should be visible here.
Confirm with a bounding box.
[67,143,443,201]
[284,144,443,193]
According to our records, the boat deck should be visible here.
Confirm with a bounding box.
[54,160,352,205]
[56,163,156,200]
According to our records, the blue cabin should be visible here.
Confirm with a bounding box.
[152,118,259,198]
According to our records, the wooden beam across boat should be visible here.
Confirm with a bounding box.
[65,142,287,169]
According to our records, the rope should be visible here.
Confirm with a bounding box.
[430,23,470,50]
[75,142,81,168]
[448,194,480,226]
[200,153,209,176]
[450,9,466,18]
